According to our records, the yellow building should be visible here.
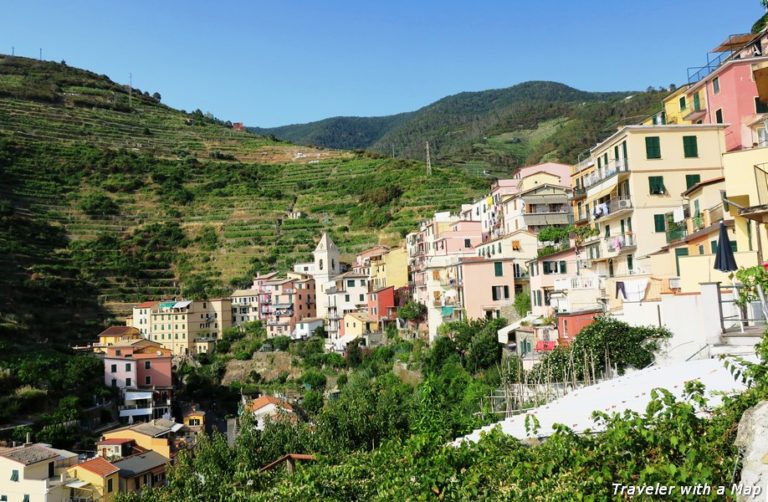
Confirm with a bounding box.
[66,456,120,502]
[643,86,694,126]
[147,299,232,356]
[102,419,185,460]
[382,247,408,289]
[95,326,141,353]
[342,311,376,338]
[577,124,727,308]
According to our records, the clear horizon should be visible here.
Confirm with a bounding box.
[3,0,763,127]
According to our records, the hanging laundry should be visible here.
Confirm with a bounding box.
[624,278,649,302]
[600,202,609,216]
[673,206,685,223]
[613,237,621,250]
[615,281,627,299]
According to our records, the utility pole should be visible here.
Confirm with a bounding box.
[425,141,432,176]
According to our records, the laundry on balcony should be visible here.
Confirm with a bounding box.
[673,206,685,223]
[624,279,649,302]
[441,306,455,318]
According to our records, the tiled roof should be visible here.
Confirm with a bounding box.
[136,301,158,308]
[251,395,293,413]
[1,444,60,465]
[98,326,139,338]
[113,451,168,477]
[77,456,119,477]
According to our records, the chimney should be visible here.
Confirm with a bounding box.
[25,432,31,446]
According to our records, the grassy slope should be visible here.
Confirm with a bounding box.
[0,55,488,322]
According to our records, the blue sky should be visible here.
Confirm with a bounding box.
[2,0,763,126]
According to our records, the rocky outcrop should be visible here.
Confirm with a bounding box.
[735,401,768,501]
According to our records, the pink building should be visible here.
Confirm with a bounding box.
[103,339,173,423]
[459,257,520,321]
[262,275,317,337]
[684,30,768,151]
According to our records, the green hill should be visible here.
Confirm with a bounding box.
[0,55,488,343]
[254,81,666,177]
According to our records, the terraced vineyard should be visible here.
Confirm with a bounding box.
[0,55,487,320]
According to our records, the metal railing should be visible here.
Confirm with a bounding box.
[687,50,731,84]
[582,158,630,189]
[606,234,636,252]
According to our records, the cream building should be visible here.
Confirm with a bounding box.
[147,299,232,356]
[0,443,79,502]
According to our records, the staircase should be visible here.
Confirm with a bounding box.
[710,325,765,358]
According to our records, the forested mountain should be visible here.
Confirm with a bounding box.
[253,81,667,174]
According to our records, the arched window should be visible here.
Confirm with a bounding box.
[319,259,324,271]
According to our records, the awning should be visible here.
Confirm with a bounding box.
[159,301,176,309]
[66,480,90,489]
[683,109,707,122]
[171,423,185,433]
[125,391,153,401]
[587,186,616,202]
[173,300,192,309]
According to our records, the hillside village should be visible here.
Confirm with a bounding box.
[2,14,768,502]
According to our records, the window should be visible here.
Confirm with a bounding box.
[464,238,471,248]
[359,294,364,302]
[319,259,324,270]
[711,240,718,254]
[145,376,151,385]
[360,279,366,286]
[559,261,567,274]
[108,478,114,493]
[756,97,768,114]
[126,378,132,387]
[693,92,701,111]
[685,174,701,190]
[11,469,19,482]
[347,279,355,288]
[715,109,724,124]
[648,176,666,195]
[494,262,503,276]
[679,96,687,111]
[604,224,610,238]
[712,77,720,94]
[344,294,350,302]
[111,364,117,373]
[698,244,705,255]
[125,363,131,371]
[682,136,698,158]
[627,254,634,271]
[536,290,543,306]
[654,214,666,233]
[645,137,661,159]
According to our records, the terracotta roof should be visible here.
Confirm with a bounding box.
[681,176,725,197]
[372,285,394,294]
[96,438,134,446]
[78,456,119,477]
[259,453,316,472]
[98,326,140,338]
[251,395,293,413]
[136,301,158,308]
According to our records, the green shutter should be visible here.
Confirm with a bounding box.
[503,285,509,299]
[645,136,661,159]
[685,174,701,189]
[679,96,686,111]
[683,136,698,158]
[559,260,567,273]
[491,287,498,301]
[543,262,551,274]
[675,248,689,276]
[711,240,718,254]
[693,92,701,111]
[731,241,738,252]
[649,176,665,194]
[494,262,503,276]
[654,214,666,232]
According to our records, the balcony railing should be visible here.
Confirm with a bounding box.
[439,277,461,287]
[606,234,636,252]
[570,187,586,200]
[666,226,687,243]
[554,276,601,291]
[582,158,629,189]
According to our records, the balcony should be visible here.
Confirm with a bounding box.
[605,234,636,252]
[666,226,687,243]
[522,211,573,227]
[439,277,461,287]
[554,276,601,291]
[283,288,295,294]
[569,187,586,200]
[582,158,629,190]
[593,197,632,221]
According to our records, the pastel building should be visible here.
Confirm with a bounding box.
[325,271,370,343]
[576,124,727,311]
[103,339,173,423]
[102,419,186,460]
[140,299,232,356]
[367,285,397,329]
[0,443,79,502]
[500,183,573,235]
[259,275,316,337]
[94,326,141,353]
[112,451,168,494]
[65,456,120,502]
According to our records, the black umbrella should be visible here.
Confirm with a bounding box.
[714,221,738,272]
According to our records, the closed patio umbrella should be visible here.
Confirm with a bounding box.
[714,221,741,331]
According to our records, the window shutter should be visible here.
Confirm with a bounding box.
[645,137,661,159]
[654,214,666,232]
[491,287,498,301]
[683,136,698,158]
[543,262,551,274]
[711,240,718,254]
[503,285,509,299]
[685,174,701,189]
[559,260,567,273]
[494,262,503,276]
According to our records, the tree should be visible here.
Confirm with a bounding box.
[152,92,162,101]
[514,291,531,317]
[398,301,426,322]
[303,389,324,415]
